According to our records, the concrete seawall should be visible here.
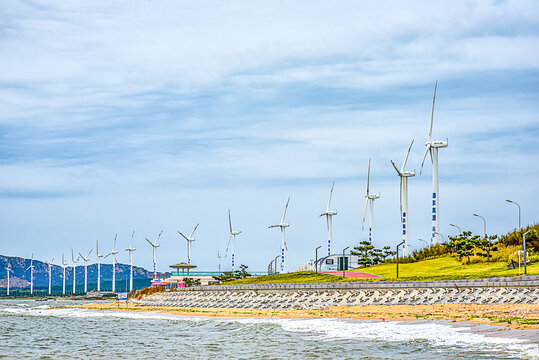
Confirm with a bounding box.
[134,276,539,309]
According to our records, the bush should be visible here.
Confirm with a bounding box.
[498,224,539,251]
[133,285,165,300]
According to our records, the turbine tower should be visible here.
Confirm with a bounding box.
[61,253,67,295]
[71,249,79,294]
[125,230,136,292]
[26,254,35,295]
[391,140,415,257]
[46,258,54,295]
[78,249,93,293]
[269,197,291,273]
[225,210,241,271]
[109,234,119,292]
[217,251,222,273]
[420,81,448,244]
[5,265,12,296]
[320,182,337,256]
[362,159,380,245]
[145,231,163,280]
[178,224,199,265]
[96,240,105,292]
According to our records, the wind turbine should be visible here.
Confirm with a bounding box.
[125,230,136,292]
[420,81,448,244]
[78,249,93,293]
[391,140,415,257]
[5,264,12,296]
[71,249,79,294]
[109,234,119,292]
[217,251,222,273]
[45,258,54,295]
[178,224,199,265]
[145,231,162,280]
[269,197,291,273]
[320,182,337,256]
[26,254,35,295]
[61,253,68,295]
[225,210,241,271]
[96,240,105,292]
[362,159,380,245]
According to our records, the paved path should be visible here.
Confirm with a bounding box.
[320,271,383,279]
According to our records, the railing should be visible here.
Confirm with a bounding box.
[170,271,268,277]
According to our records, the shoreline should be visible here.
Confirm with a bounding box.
[72,302,539,330]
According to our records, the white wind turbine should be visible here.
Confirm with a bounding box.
[362,159,380,245]
[45,258,54,295]
[125,230,136,292]
[78,249,93,294]
[178,224,199,265]
[5,264,12,296]
[145,231,163,280]
[27,254,35,295]
[320,182,337,256]
[391,140,415,257]
[96,240,105,292]
[61,253,68,295]
[269,197,291,273]
[109,234,119,292]
[71,249,79,294]
[420,81,448,244]
[225,210,241,271]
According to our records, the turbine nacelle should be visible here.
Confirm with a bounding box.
[320,210,337,216]
[269,223,289,229]
[425,140,448,148]
[231,230,242,236]
[366,193,380,200]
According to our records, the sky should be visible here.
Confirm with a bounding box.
[1,0,538,273]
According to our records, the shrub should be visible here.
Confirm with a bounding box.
[133,285,165,299]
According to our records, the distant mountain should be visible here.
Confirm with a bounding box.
[0,255,153,289]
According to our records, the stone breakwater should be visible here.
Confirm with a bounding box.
[133,276,539,310]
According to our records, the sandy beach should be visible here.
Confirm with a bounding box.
[73,302,539,331]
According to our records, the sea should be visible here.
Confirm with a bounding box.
[0,300,537,359]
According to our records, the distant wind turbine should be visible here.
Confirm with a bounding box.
[391,140,415,257]
[96,240,105,292]
[225,210,241,271]
[320,182,337,256]
[71,249,79,294]
[78,249,93,293]
[26,254,35,295]
[178,224,199,265]
[362,159,380,245]
[145,231,163,279]
[420,81,448,244]
[269,197,291,273]
[61,253,68,295]
[45,258,54,295]
[109,234,119,292]
[125,230,136,292]
[5,264,12,296]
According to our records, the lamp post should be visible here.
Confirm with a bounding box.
[418,238,428,248]
[473,213,489,261]
[274,255,280,274]
[342,246,349,278]
[434,231,446,243]
[396,240,405,278]
[268,259,274,275]
[523,230,531,275]
[506,200,521,230]
[315,246,321,273]
[449,223,462,234]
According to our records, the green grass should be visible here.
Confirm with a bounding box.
[221,255,539,284]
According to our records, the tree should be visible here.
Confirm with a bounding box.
[351,241,375,268]
[445,231,481,265]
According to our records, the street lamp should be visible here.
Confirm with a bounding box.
[418,238,428,248]
[396,240,405,278]
[274,255,280,274]
[449,223,462,234]
[268,259,274,275]
[342,246,349,278]
[315,246,322,273]
[523,230,531,275]
[434,231,446,243]
[506,200,521,230]
[473,213,489,261]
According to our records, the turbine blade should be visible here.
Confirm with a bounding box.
[225,234,233,257]
[145,237,154,246]
[96,240,99,254]
[178,231,189,241]
[228,209,233,234]
[428,80,437,142]
[362,197,368,230]
[401,139,414,172]
[281,196,290,224]
[420,144,431,175]
[155,230,163,245]
[71,249,75,262]
[391,160,403,176]
[189,223,199,238]
[327,181,335,211]
[366,159,371,195]
[78,252,84,259]
[87,249,93,258]
[113,233,117,250]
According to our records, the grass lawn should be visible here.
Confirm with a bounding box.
[222,255,538,284]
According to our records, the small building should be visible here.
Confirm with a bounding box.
[166,262,219,286]
[315,253,361,272]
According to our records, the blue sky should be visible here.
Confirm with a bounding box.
[1,0,538,272]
